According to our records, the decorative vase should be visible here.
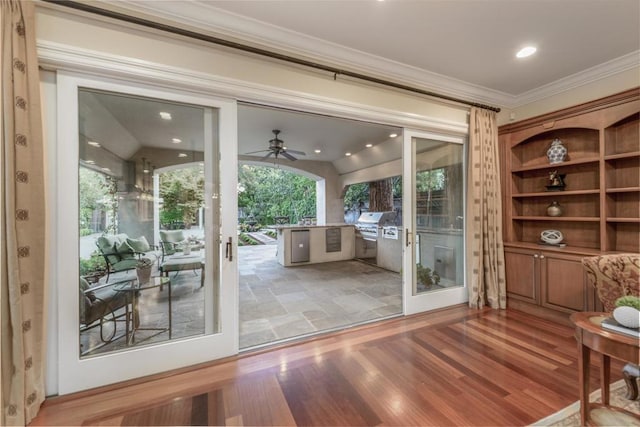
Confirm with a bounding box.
[546,201,563,217]
[613,306,640,329]
[136,265,152,284]
[547,138,567,164]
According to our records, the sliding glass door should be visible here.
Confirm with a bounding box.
[56,73,238,394]
[402,130,468,315]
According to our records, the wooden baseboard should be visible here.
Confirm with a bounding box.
[507,298,573,326]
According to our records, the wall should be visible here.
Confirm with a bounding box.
[497,67,640,125]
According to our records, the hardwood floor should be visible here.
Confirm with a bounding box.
[31,306,624,426]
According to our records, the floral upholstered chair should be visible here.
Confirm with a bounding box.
[582,253,640,400]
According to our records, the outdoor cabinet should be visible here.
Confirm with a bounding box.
[291,229,310,263]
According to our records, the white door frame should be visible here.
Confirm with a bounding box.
[402,129,468,315]
[56,72,238,394]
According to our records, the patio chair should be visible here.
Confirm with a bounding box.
[582,253,640,400]
[79,276,130,354]
[159,230,187,262]
[95,233,155,282]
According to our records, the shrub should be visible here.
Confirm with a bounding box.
[79,255,107,276]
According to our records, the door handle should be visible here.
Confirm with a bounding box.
[225,237,233,261]
[405,228,411,247]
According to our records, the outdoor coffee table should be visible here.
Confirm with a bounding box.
[113,276,172,345]
[160,254,205,287]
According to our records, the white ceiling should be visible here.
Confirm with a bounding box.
[114,0,640,108]
[82,0,639,174]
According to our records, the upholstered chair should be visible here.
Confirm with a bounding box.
[582,253,640,400]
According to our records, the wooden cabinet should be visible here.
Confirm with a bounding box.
[499,89,639,321]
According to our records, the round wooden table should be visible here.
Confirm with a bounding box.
[570,312,640,426]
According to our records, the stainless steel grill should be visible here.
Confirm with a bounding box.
[355,211,397,241]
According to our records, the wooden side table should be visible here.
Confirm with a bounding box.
[570,312,640,426]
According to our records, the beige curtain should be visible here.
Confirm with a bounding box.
[465,107,506,309]
[1,1,46,425]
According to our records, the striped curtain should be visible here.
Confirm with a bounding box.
[465,108,506,309]
[1,1,47,425]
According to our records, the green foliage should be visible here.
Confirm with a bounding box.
[79,167,116,233]
[238,165,315,224]
[344,182,369,211]
[416,168,446,193]
[416,264,440,288]
[159,166,205,227]
[239,232,259,245]
[264,229,277,239]
[79,253,107,276]
[79,228,93,237]
[615,296,640,310]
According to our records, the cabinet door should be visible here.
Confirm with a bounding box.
[504,248,538,303]
[540,252,587,313]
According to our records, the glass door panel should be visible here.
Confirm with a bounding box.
[403,131,468,315]
[57,73,238,394]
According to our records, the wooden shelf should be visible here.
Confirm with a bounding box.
[500,90,639,316]
[512,157,600,173]
[512,189,600,198]
[606,218,640,223]
[513,216,600,222]
[605,186,640,193]
[604,151,640,161]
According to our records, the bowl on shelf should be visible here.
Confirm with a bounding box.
[540,229,564,245]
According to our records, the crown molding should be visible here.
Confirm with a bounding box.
[43,1,640,110]
[102,0,515,108]
[37,40,468,137]
[513,51,640,107]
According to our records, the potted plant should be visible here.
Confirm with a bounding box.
[136,257,154,284]
[416,264,440,290]
[613,296,640,329]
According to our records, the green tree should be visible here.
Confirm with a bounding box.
[238,165,316,224]
[159,166,205,227]
[79,167,116,233]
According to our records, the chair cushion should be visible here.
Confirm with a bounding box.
[116,240,136,259]
[583,254,640,312]
[160,230,186,244]
[127,236,151,252]
[96,235,121,265]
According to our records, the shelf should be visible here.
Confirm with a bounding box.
[512,189,600,198]
[604,151,640,161]
[512,157,600,173]
[504,241,602,256]
[606,218,640,223]
[605,186,640,193]
[513,216,600,222]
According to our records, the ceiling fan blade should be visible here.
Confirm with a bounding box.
[260,151,275,160]
[284,149,306,156]
[281,151,297,161]
[244,149,270,155]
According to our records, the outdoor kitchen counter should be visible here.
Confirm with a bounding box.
[272,224,356,267]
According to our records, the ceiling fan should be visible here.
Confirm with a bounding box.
[244,129,306,161]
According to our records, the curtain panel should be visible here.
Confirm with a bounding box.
[465,107,507,309]
[1,0,46,425]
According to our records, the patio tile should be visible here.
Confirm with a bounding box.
[332,293,387,313]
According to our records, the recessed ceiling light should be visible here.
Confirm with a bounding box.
[172,138,181,144]
[159,112,172,120]
[101,167,111,172]
[85,160,95,165]
[345,152,352,156]
[389,133,398,138]
[365,143,373,148]
[88,141,100,147]
[178,153,187,158]
[516,46,537,58]
[314,149,322,154]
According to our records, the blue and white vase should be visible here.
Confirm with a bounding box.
[547,138,567,164]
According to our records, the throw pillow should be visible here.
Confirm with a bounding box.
[127,236,151,252]
[116,240,136,259]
